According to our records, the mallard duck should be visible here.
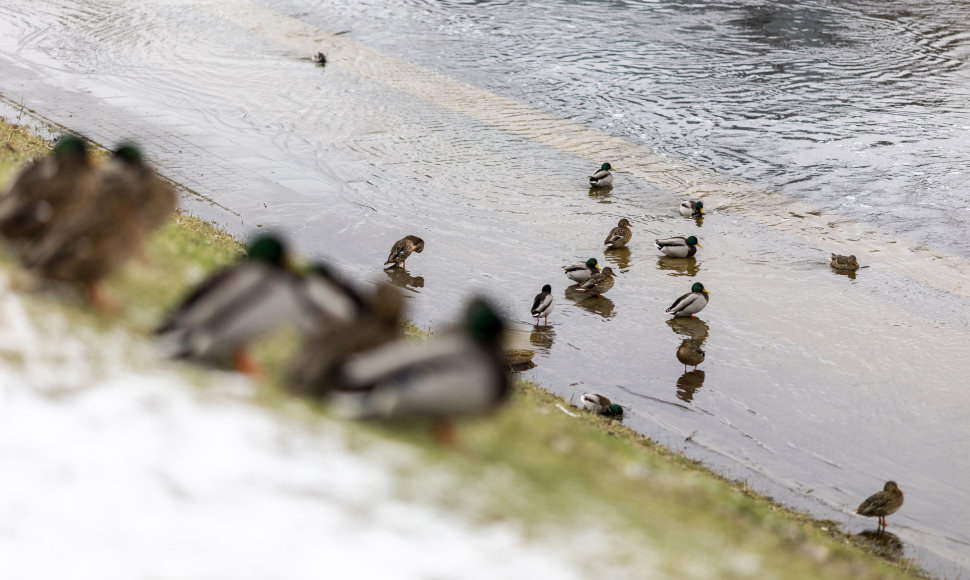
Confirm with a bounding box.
[23,145,159,310]
[0,134,98,247]
[676,338,705,371]
[312,51,327,66]
[289,283,404,397]
[581,393,623,416]
[589,162,614,187]
[666,282,709,317]
[579,266,616,296]
[155,234,303,374]
[830,254,860,271]
[295,261,365,335]
[330,298,511,442]
[603,218,632,249]
[656,235,701,258]
[383,235,424,269]
[679,200,704,217]
[111,143,177,232]
[530,284,554,325]
[856,481,904,528]
[563,257,600,284]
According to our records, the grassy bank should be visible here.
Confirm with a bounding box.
[0,120,929,578]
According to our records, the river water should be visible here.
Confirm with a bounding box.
[1,0,969,575]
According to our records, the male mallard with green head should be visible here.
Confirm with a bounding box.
[830,254,860,271]
[666,282,709,317]
[530,283,554,325]
[676,339,705,372]
[656,235,701,258]
[579,266,616,296]
[331,298,511,443]
[589,162,614,187]
[856,481,904,528]
[155,234,303,375]
[563,257,600,284]
[679,200,704,217]
[0,134,99,248]
[603,218,632,249]
[581,393,623,417]
[384,235,425,269]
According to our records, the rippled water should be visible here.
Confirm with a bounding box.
[2,0,970,576]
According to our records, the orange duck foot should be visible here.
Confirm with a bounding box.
[233,349,263,378]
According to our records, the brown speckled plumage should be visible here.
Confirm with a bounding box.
[856,481,904,527]
[830,253,860,271]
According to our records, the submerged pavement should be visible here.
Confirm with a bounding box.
[1,0,969,575]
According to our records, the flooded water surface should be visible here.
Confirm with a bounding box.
[2,0,970,575]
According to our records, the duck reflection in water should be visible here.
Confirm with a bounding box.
[676,370,706,403]
[856,529,904,561]
[831,267,857,281]
[530,324,556,351]
[666,316,709,345]
[603,246,631,272]
[564,286,615,319]
[588,185,613,202]
[384,267,424,293]
[656,255,700,277]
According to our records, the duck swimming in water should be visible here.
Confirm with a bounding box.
[655,235,701,258]
[830,254,860,271]
[563,257,600,284]
[603,218,632,249]
[679,200,704,217]
[666,282,709,318]
[589,162,614,187]
[579,266,616,296]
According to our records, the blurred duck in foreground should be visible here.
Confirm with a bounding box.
[856,481,904,528]
[0,134,98,248]
[330,298,511,443]
[666,282,709,318]
[656,235,700,258]
[679,200,704,217]
[579,266,616,296]
[289,283,404,397]
[295,262,365,336]
[383,235,424,269]
[603,218,632,249]
[676,338,705,372]
[24,143,175,310]
[530,283,554,325]
[581,393,623,417]
[155,234,303,375]
[588,162,614,187]
[563,257,600,284]
[830,253,860,271]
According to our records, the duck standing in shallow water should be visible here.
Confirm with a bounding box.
[679,200,704,217]
[312,51,327,66]
[656,235,701,258]
[666,282,709,317]
[563,257,600,284]
[589,162,614,187]
[530,284,554,325]
[581,393,623,417]
[383,235,424,269]
[155,234,302,375]
[830,253,860,271]
[856,481,904,528]
[603,218,632,249]
[676,339,705,372]
[579,266,616,296]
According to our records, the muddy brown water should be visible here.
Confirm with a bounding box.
[2,0,970,575]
